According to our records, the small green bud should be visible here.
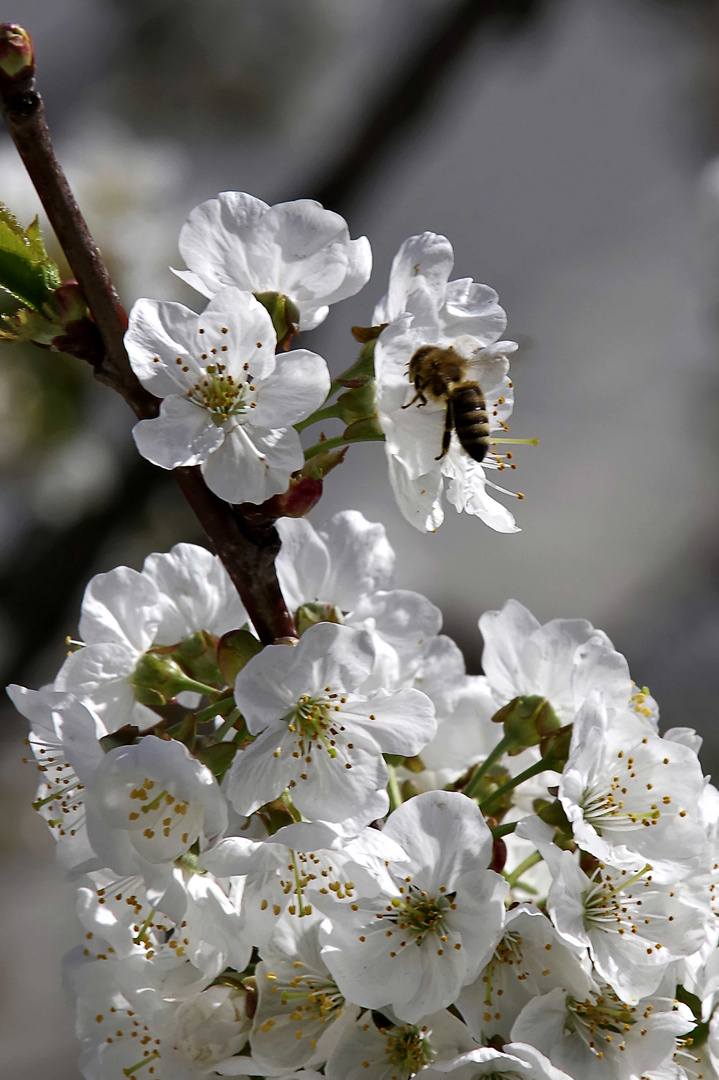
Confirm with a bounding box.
[295,601,344,636]
[492,695,561,755]
[217,628,263,685]
[539,723,573,768]
[253,291,300,350]
[0,24,34,81]
[130,653,194,707]
[336,379,378,425]
[172,630,222,688]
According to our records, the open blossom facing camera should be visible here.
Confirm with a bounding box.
[125,286,330,502]
[174,191,373,332]
[373,232,527,533]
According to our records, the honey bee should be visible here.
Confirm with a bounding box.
[402,345,490,463]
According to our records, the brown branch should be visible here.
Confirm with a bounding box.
[0,23,295,645]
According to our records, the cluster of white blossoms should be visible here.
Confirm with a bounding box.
[124,190,528,528]
[8,193,718,1080]
[9,510,719,1080]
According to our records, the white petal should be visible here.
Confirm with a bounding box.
[251,349,330,427]
[387,454,445,533]
[124,298,200,396]
[133,396,225,470]
[200,424,301,504]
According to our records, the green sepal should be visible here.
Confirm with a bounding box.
[0,206,61,312]
[297,445,347,482]
[491,695,562,756]
[336,333,379,387]
[343,415,385,441]
[336,379,377,425]
[171,630,223,688]
[217,629,263,685]
[99,725,140,753]
[196,740,238,781]
[253,290,300,350]
[535,798,570,830]
[295,601,344,636]
[382,752,425,773]
[131,653,194,706]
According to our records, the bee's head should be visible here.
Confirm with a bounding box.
[407,344,436,381]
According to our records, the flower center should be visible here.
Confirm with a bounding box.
[385,883,454,945]
[286,690,349,760]
[566,989,637,1058]
[380,1022,435,1077]
[188,361,252,426]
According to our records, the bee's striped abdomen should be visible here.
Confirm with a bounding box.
[450,381,489,462]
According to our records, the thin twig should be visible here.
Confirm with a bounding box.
[0,24,295,645]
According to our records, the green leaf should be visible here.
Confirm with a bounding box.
[0,204,61,312]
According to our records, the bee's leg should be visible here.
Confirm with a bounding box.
[402,386,428,409]
[435,398,454,460]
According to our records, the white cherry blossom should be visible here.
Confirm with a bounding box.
[457,906,593,1043]
[510,985,693,1080]
[250,911,359,1072]
[479,599,658,727]
[55,544,246,730]
[225,621,436,824]
[320,791,507,1023]
[174,192,372,330]
[126,287,330,503]
[276,511,442,690]
[372,232,521,533]
[325,1007,476,1080]
[559,694,709,883]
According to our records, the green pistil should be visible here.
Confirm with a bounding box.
[386,1027,434,1074]
[568,993,636,1036]
[123,1051,161,1076]
[33,779,82,810]
[290,695,337,758]
[389,890,450,944]
[133,907,156,945]
[190,365,248,426]
[141,789,168,814]
[289,849,310,916]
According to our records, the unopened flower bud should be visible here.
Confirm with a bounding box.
[172,630,222,687]
[492,695,561,755]
[130,653,195,707]
[217,628,263,685]
[253,290,300,350]
[0,24,34,82]
[295,600,345,636]
[52,280,89,326]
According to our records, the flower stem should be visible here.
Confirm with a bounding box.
[295,403,343,432]
[194,695,237,725]
[304,431,385,461]
[387,764,403,812]
[491,820,517,839]
[214,708,241,742]
[504,850,542,889]
[463,732,515,800]
[479,757,558,816]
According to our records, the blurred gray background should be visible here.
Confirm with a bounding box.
[1,0,719,1075]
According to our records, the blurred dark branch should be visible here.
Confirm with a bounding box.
[310,0,549,212]
[0,23,296,654]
